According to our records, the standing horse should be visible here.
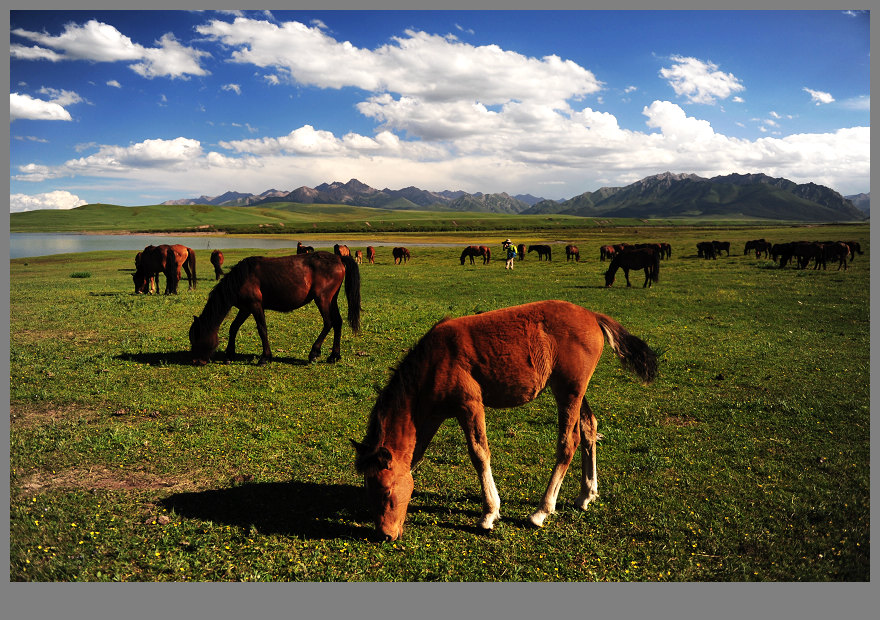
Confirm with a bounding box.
[297,242,315,254]
[824,242,850,270]
[479,245,491,264]
[393,247,410,264]
[334,244,351,257]
[189,251,361,365]
[133,244,196,294]
[210,250,224,280]
[565,245,580,262]
[599,245,616,262]
[528,244,552,261]
[604,247,659,288]
[366,246,376,264]
[712,241,731,257]
[460,245,482,265]
[355,250,363,264]
[517,244,526,261]
[696,241,716,260]
[352,300,658,541]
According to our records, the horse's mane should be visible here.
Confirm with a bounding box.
[198,256,259,326]
[360,317,451,450]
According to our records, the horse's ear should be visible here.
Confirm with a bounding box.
[376,446,393,470]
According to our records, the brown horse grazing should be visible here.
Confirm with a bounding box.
[460,245,483,265]
[479,245,491,264]
[366,246,376,264]
[696,241,716,260]
[133,244,196,294]
[712,241,731,257]
[528,244,552,261]
[565,245,580,262]
[599,245,616,262]
[352,300,658,541]
[189,251,361,365]
[659,242,672,259]
[824,242,850,270]
[393,247,410,264]
[604,247,659,288]
[334,244,350,258]
[297,242,315,254]
[210,250,224,280]
[354,250,364,264]
[517,244,525,261]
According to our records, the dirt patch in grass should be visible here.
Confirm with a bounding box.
[15,466,210,497]
[10,403,104,428]
[662,414,700,427]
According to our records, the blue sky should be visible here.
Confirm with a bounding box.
[9,9,870,212]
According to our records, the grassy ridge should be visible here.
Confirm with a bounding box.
[9,224,870,581]
[9,201,812,235]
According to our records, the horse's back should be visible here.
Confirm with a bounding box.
[422,301,604,408]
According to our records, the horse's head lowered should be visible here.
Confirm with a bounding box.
[189,315,218,365]
[351,440,413,541]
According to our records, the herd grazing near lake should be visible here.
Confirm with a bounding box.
[124,232,863,540]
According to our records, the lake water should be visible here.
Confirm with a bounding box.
[8,233,454,259]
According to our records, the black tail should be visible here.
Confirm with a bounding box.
[596,314,658,384]
[341,255,362,333]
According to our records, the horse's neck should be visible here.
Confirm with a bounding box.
[200,289,234,329]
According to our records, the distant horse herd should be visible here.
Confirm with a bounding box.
[125,233,863,541]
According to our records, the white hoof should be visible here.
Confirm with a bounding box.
[575,491,599,511]
[529,511,550,528]
[478,513,499,531]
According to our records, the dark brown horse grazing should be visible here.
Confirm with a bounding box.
[712,241,730,257]
[133,244,196,294]
[352,300,658,541]
[210,250,224,280]
[393,247,410,264]
[189,251,361,365]
[605,247,660,288]
[297,242,315,254]
[824,242,850,270]
[517,244,525,261]
[565,245,580,261]
[696,241,716,260]
[367,246,376,264]
[528,244,552,261]
[460,245,483,265]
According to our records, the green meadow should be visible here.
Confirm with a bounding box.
[9,223,869,581]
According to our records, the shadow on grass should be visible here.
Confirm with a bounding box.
[160,480,375,541]
[115,351,319,366]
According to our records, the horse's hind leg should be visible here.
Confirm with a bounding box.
[224,308,251,362]
[309,295,343,363]
[456,399,502,531]
[574,399,600,510]
[530,390,582,528]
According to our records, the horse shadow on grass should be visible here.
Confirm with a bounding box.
[160,480,376,541]
[115,351,316,367]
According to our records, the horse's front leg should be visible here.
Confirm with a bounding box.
[456,401,501,531]
[643,267,650,288]
[225,308,251,362]
[623,267,632,287]
[530,390,581,528]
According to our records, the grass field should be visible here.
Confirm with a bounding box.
[8,223,870,581]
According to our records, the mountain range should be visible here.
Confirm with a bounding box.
[163,172,868,222]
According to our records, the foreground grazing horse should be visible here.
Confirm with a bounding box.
[565,245,580,262]
[352,300,658,541]
[366,246,376,264]
[528,244,552,261]
[604,248,660,288]
[393,247,410,264]
[133,244,196,294]
[210,250,224,280]
[189,251,361,365]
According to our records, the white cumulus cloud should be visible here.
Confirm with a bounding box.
[10,92,72,121]
[12,19,210,79]
[10,190,88,213]
[804,87,835,105]
[660,55,745,104]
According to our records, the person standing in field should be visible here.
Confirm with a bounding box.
[503,239,517,270]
